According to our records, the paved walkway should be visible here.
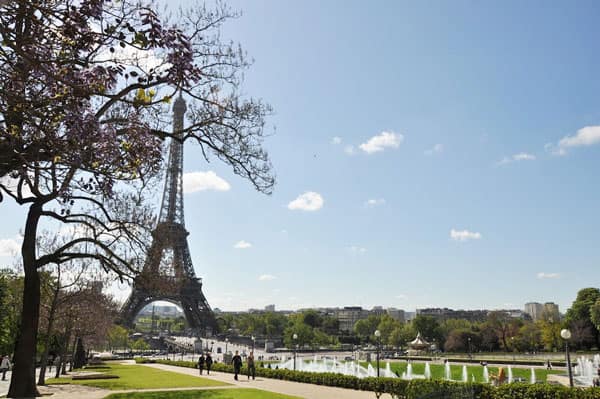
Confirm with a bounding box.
[143,363,384,399]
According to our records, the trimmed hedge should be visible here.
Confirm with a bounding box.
[134,358,600,399]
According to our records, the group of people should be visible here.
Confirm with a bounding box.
[1,354,12,381]
[196,352,214,375]
[197,350,256,381]
[232,350,256,381]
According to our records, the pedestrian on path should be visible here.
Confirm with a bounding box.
[197,353,205,375]
[247,351,256,380]
[232,350,242,380]
[205,352,213,375]
[0,354,11,381]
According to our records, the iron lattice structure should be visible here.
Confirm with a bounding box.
[120,96,216,334]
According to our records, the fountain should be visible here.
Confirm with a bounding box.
[406,363,413,380]
[572,354,600,386]
[462,365,468,382]
[530,367,536,384]
[274,357,396,378]
[424,362,431,379]
[483,365,489,383]
[444,361,451,380]
[507,366,513,383]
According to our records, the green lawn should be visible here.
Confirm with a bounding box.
[47,363,227,390]
[364,361,562,382]
[106,389,301,399]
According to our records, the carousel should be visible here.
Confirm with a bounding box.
[407,332,431,355]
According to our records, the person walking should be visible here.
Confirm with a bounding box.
[1,354,11,381]
[205,352,213,375]
[247,351,256,380]
[197,353,205,375]
[231,350,242,380]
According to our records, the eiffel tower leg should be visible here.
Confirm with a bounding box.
[120,288,151,328]
[180,297,216,336]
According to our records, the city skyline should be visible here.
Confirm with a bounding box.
[2,0,600,313]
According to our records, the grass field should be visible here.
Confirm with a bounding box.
[364,361,563,382]
[105,388,301,399]
[47,363,228,390]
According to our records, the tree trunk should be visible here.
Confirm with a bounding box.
[37,284,59,385]
[8,203,42,398]
[68,336,77,372]
[55,326,71,378]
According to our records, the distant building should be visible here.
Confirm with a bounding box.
[417,308,450,317]
[496,309,526,319]
[265,304,275,312]
[542,302,560,321]
[404,311,416,321]
[335,306,368,332]
[386,308,405,322]
[138,304,183,317]
[524,302,543,321]
[371,306,386,316]
[416,308,487,322]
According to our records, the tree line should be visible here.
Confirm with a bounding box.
[216,287,600,353]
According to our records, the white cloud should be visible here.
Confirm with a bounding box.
[233,240,252,249]
[512,152,536,161]
[347,246,367,254]
[537,272,560,279]
[288,191,324,211]
[365,198,385,207]
[547,126,600,156]
[344,145,355,155]
[331,136,342,145]
[359,131,404,154]
[0,238,20,257]
[182,171,231,193]
[258,274,276,281]
[496,152,536,166]
[450,229,482,242]
[395,294,407,300]
[424,144,444,155]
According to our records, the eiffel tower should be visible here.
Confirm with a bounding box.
[120,95,216,335]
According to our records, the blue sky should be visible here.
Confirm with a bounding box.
[2,1,600,313]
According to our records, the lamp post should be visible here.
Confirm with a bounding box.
[292,333,298,371]
[252,335,255,352]
[211,341,214,353]
[374,330,381,378]
[374,330,382,399]
[225,338,229,354]
[561,329,573,387]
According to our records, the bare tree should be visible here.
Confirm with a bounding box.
[0,1,274,396]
